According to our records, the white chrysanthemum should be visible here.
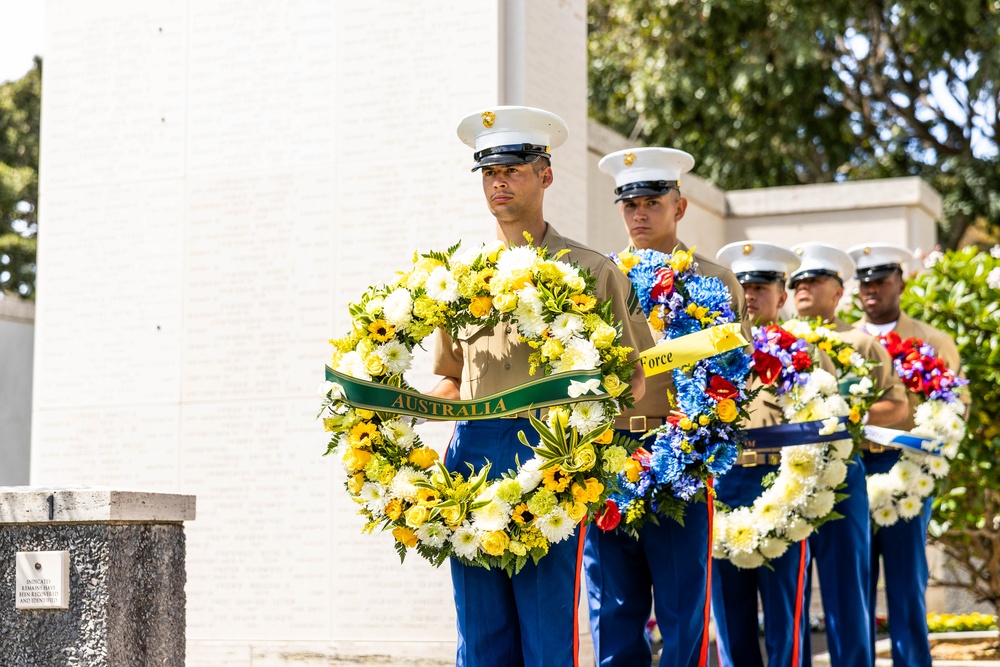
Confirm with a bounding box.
[380,418,416,451]
[551,313,586,342]
[363,296,384,316]
[415,522,451,548]
[569,401,607,434]
[819,458,848,488]
[318,381,346,400]
[913,473,935,495]
[712,537,729,560]
[873,505,899,527]
[759,537,791,560]
[988,267,1000,290]
[891,460,921,486]
[552,338,601,373]
[810,369,839,397]
[867,476,895,509]
[830,439,855,460]
[783,516,813,542]
[389,468,425,502]
[723,508,761,554]
[424,266,460,303]
[897,495,924,520]
[495,246,539,280]
[451,523,481,559]
[376,340,413,376]
[514,296,548,337]
[926,456,950,478]
[802,489,836,519]
[752,492,790,533]
[382,288,413,328]
[730,550,766,570]
[774,476,809,508]
[535,506,577,543]
[824,395,851,417]
[516,458,544,493]
[472,497,512,532]
[360,482,387,514]
[782,446,823,481]
[336,351,372,381]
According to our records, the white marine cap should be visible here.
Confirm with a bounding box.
[598,147,695,202]
[788,243,856,287]
[846,243,915,282]
[716,241,801,285]
[457,106,568,171]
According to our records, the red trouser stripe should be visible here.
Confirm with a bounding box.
[572,522,586,667]
[698,477,715,667]
[791,539,807,666]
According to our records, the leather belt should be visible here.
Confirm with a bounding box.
[735,450,782,467]
[613,415,668,433]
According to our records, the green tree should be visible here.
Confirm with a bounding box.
[589,1,1000,247]
[901,247,1000,620]
[0,57,41,299]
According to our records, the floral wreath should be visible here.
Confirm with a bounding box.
[712,323,855,569]
[866,332,967,527]
[319,236,638,574]
[600,247,753,534]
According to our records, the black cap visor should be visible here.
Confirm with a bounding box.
[614,180,679,203]
[856,263,902,283]
[737,270,786,285]
[472,144,549,171]
[789,268,843,288]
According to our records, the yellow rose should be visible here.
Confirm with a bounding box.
[670,248,693,272]
[493,293,518,312]
[678,417,694,431]
[541,339,564,359]
[837,347,855,365]
[584,477,604,503]
[649,311,666,332]
[565,501,588,522]
[408,446,439,469]
[392,526,418,549]
[511,270,534,290]
[716,399,738,423]
[617,250,640,272]
[469,295,494,319]
[342,447,371,473]
[385,499,403,521]
[590,322,617,349]
[602,374,627,398]
[346,472,366,495]
[698,415,711,426]
[593,428,614,445]
[849,406,862,424]
[440,505,465,527]
[356,409,375,420]
[624,458,643,483]
[572,443,598,471]
[376,465,396,486]
[564,275,586,292]
[481,530,511,557]
[363,354,385,377]
[818,340,832,352]
[404,505,430,528]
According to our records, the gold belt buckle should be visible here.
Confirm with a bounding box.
[629,416,647,433]
[741,450,759,467]
[869,442,885,454]
[767,453,781,466]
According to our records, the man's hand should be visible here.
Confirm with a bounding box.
[866,397,908,427]
[630,363,646,402]
[427,376,461,401]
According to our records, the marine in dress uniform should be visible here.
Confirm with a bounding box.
[789,243,908,667]
[711,241,812,667]
[582,147,747,667]
[848,243,963,667]
[432,106,653,667]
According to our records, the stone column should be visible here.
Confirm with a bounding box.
[0,488,195,666]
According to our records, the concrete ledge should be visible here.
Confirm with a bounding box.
[0,487,196,524]
[726,177,942,219]
[0,296,35,324]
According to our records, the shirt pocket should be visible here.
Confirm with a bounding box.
[457,324,491,384]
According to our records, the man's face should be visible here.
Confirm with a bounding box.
[743,282,787,325]
[858,272,904,323]
[620,191,687,252]
[481,162,550,223]
[793,276,843,319]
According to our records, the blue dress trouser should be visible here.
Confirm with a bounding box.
[805,456,872,667]
[446,419,583,667]
[862,450,933,667]
[584,428,710,667]
[712,464,810,667]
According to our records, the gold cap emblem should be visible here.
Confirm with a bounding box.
[863,246,872,255]
[623,152,636,166]
[742,244,754,255]
[481,111,496,128]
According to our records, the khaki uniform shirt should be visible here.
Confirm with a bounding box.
[855,312,964,431]
[831,318,907,405]
[615,244,748,430]
[433,224,654,400]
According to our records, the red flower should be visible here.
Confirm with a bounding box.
[666,414,681,426]
[753,350,783,385]
[632,447,652,467]
[904,373,925,393]
[792,350,813,372]
[650,268,675,301]
[706,375,739,401]
[769,326,798,349]
[596,500,621,531]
